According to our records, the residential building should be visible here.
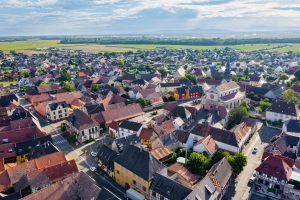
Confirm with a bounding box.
[150,173,192,200]
[114,145,164,197]
[185,158,232,200]
[66,109,101,143]
[266,100,298,122]
[117,120,144,139]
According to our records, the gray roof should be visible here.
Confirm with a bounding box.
[67,109,98,130]
[119,120,143,131]
[151,173,192,200]
[286,120,300,133]
[114,145,164,181]
[267,100,297,116]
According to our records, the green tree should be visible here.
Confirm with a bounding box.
[187,152,210,177]
[227,103,249,129]
[210,151,225,167]
[231,153,247,175]
[136,98,150,107]
[68,133,77,143]
[168,96,175,101]
[257,99,272,112]
[117,59,125,67]
[64,82,76,92]
[279,73,288,81]
[60,70,71,82]
[185,74,197,84]
[91,84,100,92]
[22,70,30,78]
[282,89,298,103]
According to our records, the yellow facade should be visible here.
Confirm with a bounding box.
[114,162,151,197]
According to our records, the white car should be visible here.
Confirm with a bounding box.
[90,167,96,172]
[91,151,97,157]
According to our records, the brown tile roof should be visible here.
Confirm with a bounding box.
[168,163,199,186]
[28,94,51,104]
[151,147,173,161]
[33,101,48,116]
[196,135,217,155]
[0,152,67,192]
[161,119,175,135]
[101,103,144,124]
[217,81,239,92]
[23,172,101,200]
[55,91,83,105]
[140,128,157,141]
[230,122,252,143]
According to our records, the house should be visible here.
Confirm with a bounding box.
[173,87,190,100]
[114,145,164,197]
[266,100,298,122]
[111,135,140,153]
[202,81,246,111]
[188,123,241,153]
[117,120,144,139]
[163,163,200,189]
[193,135,217,157]
[173,117,185,130]
[66,109,101,143]
[97,144,118,177]
[254,153,294,199]
[150,147,173,163]
[139,127,159,148]
[21,172,101,200]
[185,158,232,200]
[159,82,182,93]
[35,101,69,121]
[99,103,144,124]
[150,173,192,200]
[172,106,193,127]
[283,119,300,137]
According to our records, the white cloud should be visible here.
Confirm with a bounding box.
[1,0,58,8]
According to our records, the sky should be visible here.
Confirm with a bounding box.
[0,0,300,36]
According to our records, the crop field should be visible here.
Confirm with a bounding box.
[0,40,299,54]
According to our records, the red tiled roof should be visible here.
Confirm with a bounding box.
[195,135,217,155]
[256,153,293,181]
[101,103,144,124]
[28,94,51,104]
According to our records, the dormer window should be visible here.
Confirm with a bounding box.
[2,138,8,144]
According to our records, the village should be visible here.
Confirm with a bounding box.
[0,46,300,200]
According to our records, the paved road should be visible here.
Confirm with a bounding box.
[227,125,281,200]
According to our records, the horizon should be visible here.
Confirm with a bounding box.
[0,0,300,37]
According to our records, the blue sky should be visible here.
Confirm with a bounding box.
[0,0,300,36]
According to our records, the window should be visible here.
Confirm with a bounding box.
[2,138,8,144]
[132,180,136,185]
[143,186,146,192]
[152,191,156,197]
[116,170,120,174]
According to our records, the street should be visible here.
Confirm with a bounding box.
[225,125,281,200]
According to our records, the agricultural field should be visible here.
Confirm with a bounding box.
[0,40,299,54]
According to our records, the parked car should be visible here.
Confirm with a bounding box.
[252,147,258,154]
[91,151,97,157]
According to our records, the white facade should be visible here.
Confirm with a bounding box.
[266,111,298,122]
[46,104,69,121]
[116,125,144,139]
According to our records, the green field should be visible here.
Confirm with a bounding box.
[0,40,299,53]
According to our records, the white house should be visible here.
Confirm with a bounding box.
[116,120,145,139]
[266,100,298,122]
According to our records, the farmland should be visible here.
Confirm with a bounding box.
[0,40,299,54]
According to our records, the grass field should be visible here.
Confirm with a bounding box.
[0,40,299,53]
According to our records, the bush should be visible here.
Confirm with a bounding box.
[227,103,249,129]
[68,133,77,143]
[61,125,67,133]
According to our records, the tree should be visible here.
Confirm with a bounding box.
[257,99,272,112]
[136,98,150,107]
[282,89,298,103]
[91,84,100,92]
[64,82,76,92]
[22,70,30,78]
[187,152,210,177]
[117,59,125,67]
[279,73,288,81]
[185,74,197,84]
[168,96,175,101]
[227,103,249,129]
[68,133,77,143]
[230,153,247,175]
[210,151,225,167]
[60,70,71,82]
[39,82,47,87]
